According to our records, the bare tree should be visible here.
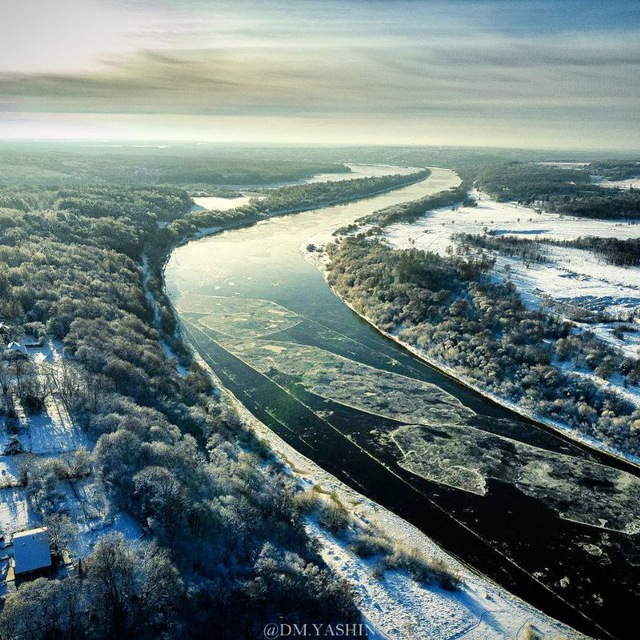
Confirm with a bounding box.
[45,359,86,412]
[44,512,75,561]
[0,356,12,402]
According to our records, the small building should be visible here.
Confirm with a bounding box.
[12,528,52,576]
[3,342,28,359]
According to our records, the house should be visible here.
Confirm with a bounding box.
[3,342,28,359]
[12,528,52,576]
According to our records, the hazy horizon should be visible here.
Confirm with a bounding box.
[2,0,639,150]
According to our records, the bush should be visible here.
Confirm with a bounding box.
[3,435,24,455]
[293,489,321,515]
[385,545,463,591]
[318,500,352,536]
[22,393,46,414]
[348,532,393,559]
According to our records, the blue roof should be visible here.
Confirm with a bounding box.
[13,528,51,574]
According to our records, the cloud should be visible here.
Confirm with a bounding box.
[0,0,639,148]
[2,29,638,116]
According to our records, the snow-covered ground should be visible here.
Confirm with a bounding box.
[310,519,583,640]
[385,189,640,253]
[0,488,34,536]
[384,190,640,365]
[64,480,143,558]
[28,341,91,455]
[599,178,640,190]
[190,194,255,212]
[161,341,188,377]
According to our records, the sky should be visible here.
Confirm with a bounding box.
[0,0,639,149]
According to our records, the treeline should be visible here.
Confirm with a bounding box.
[0,148,350,187]
[455,232,640,268]
[543,236,640,267]
[358,182,467,226]
[550,191,640,219]
[0,185,359,637]
[475,162,640,219]
[475,162,590,202]
[589,160,640,181]
[452,232,549,264]
[257,171,429,214]
[162,170,429,242]
[326,237,640,457]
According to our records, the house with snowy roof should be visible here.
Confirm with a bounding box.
[12,527,52,576]
[3,342,28,359]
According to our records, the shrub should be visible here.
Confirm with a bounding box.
[3,435,24,455]
[318,500,351,536]
[22,393,46,414]
[385,545,463,591]
[293,489,321,515]
[348,532,393,559]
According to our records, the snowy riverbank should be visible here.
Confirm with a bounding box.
[373,190,640,469]
[188,342,586,640]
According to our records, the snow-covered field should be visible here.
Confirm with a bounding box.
[599,178,640,190]
[0,488,34,536]
[384,190,640,364]
[385,189,640,252]
[190,194,254,212]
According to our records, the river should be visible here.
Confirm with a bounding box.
[165,168,640,640]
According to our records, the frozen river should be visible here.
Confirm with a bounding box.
[166,167,640,640]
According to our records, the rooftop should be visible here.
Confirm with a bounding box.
[13,527,51,575]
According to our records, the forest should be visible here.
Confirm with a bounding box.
[0,183,362,638]
[589,160,640,181]
[326,236,640,456]
[358,182,468,226]
[0,144,350,188]
[452,233,549,265]
[475,162,640,219]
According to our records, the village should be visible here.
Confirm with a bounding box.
[0,325,141,597]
